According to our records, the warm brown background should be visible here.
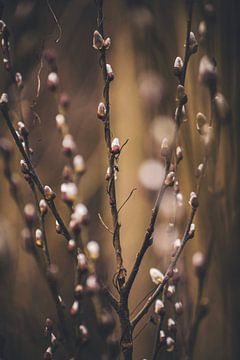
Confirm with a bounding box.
[0,0,239,359]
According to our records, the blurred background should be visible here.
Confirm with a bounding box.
[0,0,239,359]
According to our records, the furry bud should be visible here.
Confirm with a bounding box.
[173,56,183,77]
[44,185,56,200]
[149,268,164,285]
[111,138,120,154]
[97,102,106,120]
[106,64,114,81]
[47,72,59,91]
[93,30,104,50]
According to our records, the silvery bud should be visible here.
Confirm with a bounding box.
[97,102,106,120]
[44,185,56,200]
[189,31,198,54]
[165,171,175,186]
[160,137,170,158]
[111,138,120,154]
[173,56,183,77]
[154,299,165,315]
[93,30,104,50]
[106,64,114,81]
[149,268,164,285]
[189,192,199,208]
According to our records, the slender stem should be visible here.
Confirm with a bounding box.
[152,312,165,360]
[96,0,125,282]
[0,103,72,243]
[131,207,196,329]
[124,163,169,297]
[181,0,194,85]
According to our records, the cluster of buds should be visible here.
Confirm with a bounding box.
[149,268,164,285]
[92,30,111,51]
[60,182,78,204]
[69,203,89,231]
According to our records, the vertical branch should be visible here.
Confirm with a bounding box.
[95,0,125,286]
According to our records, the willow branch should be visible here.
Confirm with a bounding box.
[0,101,72,243]
[131,207,196,329]
[96,0,125,284]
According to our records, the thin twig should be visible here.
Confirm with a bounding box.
[98,212,114,234]
[118,188,137,214]
[46,0,62,44]
[0,102,72,243]
[96,0,126,285]
[131,207,196,329]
